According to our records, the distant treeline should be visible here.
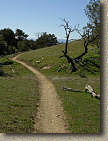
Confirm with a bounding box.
[0,29,58,56]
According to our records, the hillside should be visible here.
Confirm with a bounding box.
[19,40,100,74]
[0,56,39,133]
[18,40,100,133]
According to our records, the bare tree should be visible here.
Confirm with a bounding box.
[60,19,77,72]
[59,19,99,72]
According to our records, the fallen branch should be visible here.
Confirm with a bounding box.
[63,87,84,93]
[85,84,100,99]
[62,84,100,100]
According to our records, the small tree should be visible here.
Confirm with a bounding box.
[15,29,28,41]
[0,28,15,46]
[85,0,100,27]
[35,32,57,49]
[84,0,100,48]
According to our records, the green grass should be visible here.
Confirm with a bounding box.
[18,40,100,133]
[19,40,100,74]
[53,76,100,133]
[0,56,39,133]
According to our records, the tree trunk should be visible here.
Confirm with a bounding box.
[63,51,77,72]
[65,34,69,55]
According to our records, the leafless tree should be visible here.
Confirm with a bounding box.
[59,19,99,72]
[60,19,77,72]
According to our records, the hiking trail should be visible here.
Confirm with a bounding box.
[12,54,69,133]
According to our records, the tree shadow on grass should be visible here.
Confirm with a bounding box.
[0,60,14,77]
[0,60,13,67]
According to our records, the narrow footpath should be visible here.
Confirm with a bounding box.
[12,54,69,133]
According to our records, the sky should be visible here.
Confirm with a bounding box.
[0,0,90,40]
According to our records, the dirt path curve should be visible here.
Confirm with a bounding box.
[12,54,69,133]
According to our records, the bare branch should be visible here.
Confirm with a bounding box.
[74,25,99,62]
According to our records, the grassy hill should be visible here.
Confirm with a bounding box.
[0,56,39,133]
[18,40,100,133]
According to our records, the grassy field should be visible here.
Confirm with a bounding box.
[18,40,100,133]
[0,56,39,133]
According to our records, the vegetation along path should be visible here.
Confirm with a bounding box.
[12,54,69,133]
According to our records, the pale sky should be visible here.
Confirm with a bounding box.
[0,0,89,40]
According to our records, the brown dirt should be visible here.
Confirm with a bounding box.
[12,54,69,133]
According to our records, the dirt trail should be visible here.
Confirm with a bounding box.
[12,54,69,133]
